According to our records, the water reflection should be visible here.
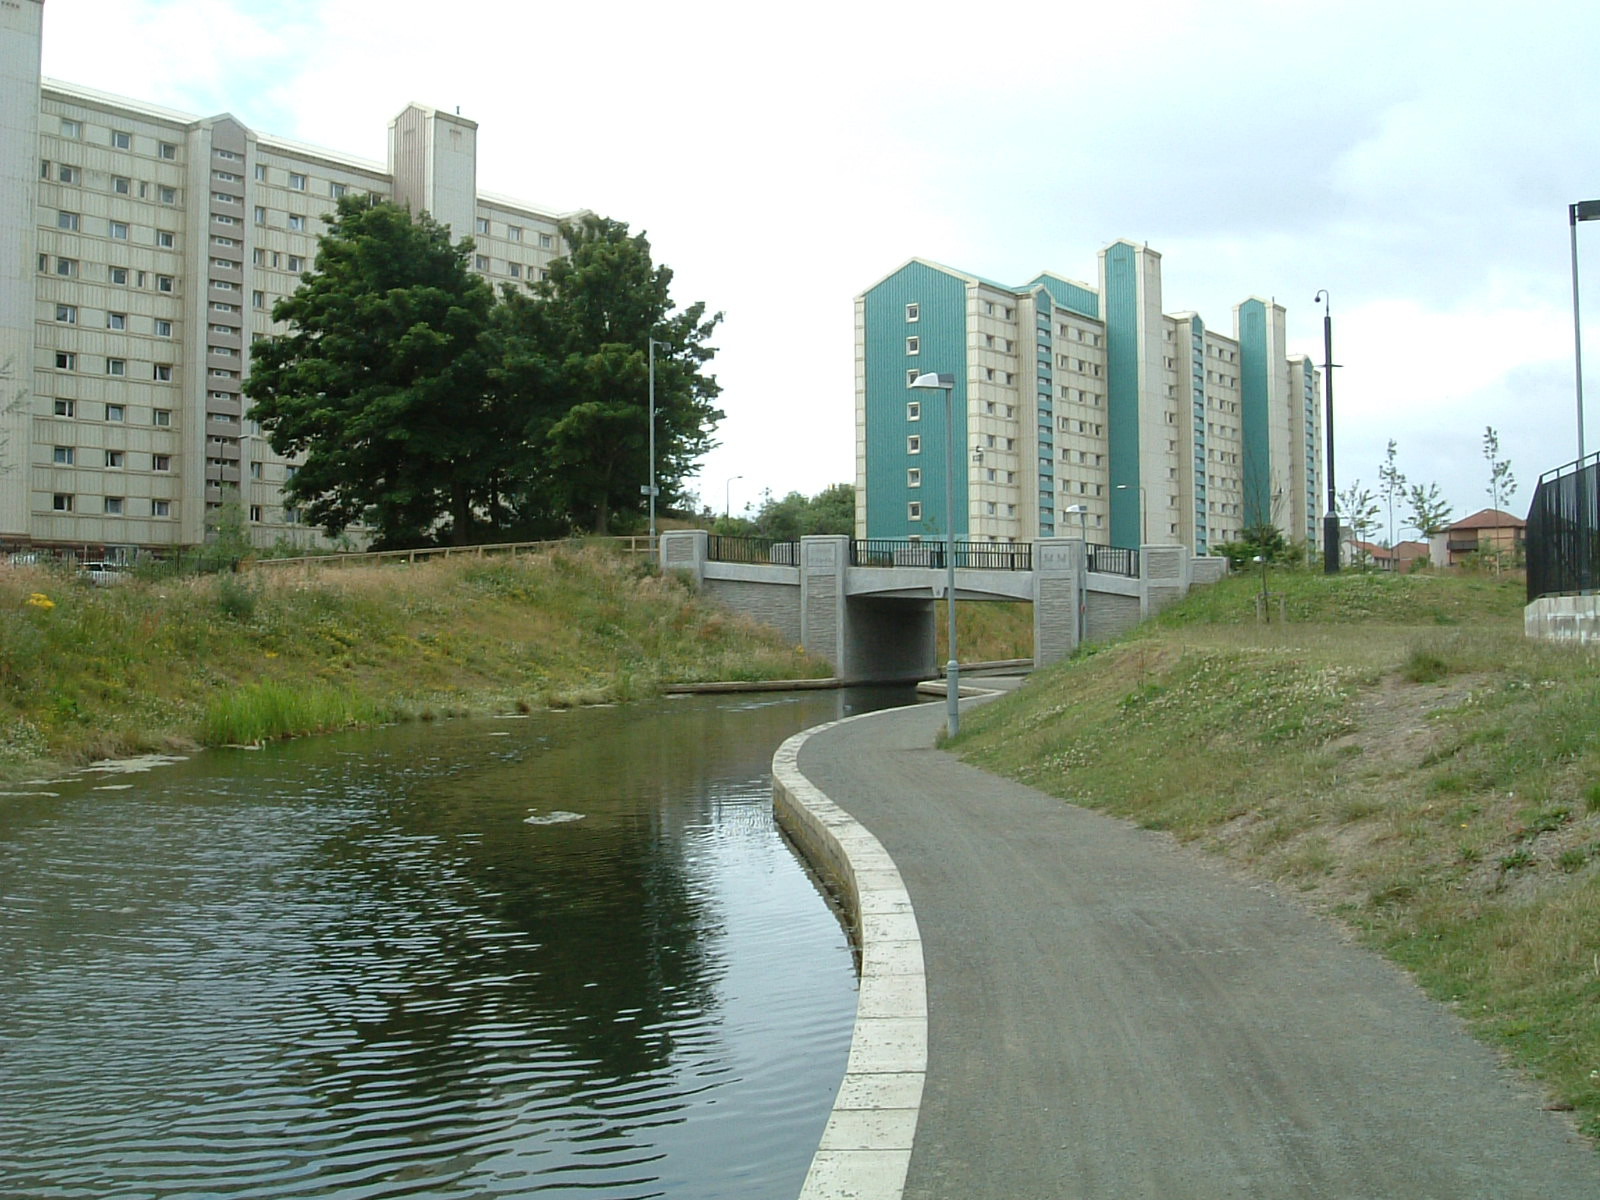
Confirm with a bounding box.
[0,687,917,1199]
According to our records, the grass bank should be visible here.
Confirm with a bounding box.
[0,543,830,776]
[953,568,1600,1141]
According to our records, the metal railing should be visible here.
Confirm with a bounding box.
[1087,544,1140,578]
[1528,452,1600,600]
[251,535,656,571]
[848,539,1033,571]
[706,535,799,565]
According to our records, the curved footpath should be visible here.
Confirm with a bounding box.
[775,686,1600,1200]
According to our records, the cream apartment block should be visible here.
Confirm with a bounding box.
[855,242,1322,554]
[1,0,578,557]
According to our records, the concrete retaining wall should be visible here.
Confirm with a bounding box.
[1526,595,1600,644]
[703,577,803,646]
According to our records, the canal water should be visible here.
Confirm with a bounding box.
[0,686,918,1199]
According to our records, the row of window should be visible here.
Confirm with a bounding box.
[54,306,173,337]
[51,352,174,380]
[55,116,178,160]
[473,216,555,248]
[472,254,545,280]
[43,161,180,204]
[55,211,178,244]
[40,254,176,292]
[49,399,172,426]
[50,493,173,517]
[51,447,171,471]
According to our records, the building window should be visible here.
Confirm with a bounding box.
[906,401,921,421]
[509,263,522,279]
[112,175,131,194]
[157,275,174,292]
[58,163,79,184]
[906,336,920,355]
[54,352,76,370]
[906,303,920,322]
[157,230,174,247]
[153,364,173,382]
[289,172,307,191]
[52,493,73,512]
[475,254,489,270]
[153,454,171,471]
[476,217,490,235]
[106,404,125,422]
[55,258,77,277]
[249,505,263,522]
[286,255,304,272]
[58,211,80,231]
[111,130,131,149]
[254,206,267,225]
[159,186,177,204]
[908,502,922,521]
[158,142,177,160]
[907,435,921,454]
[56,304,77,324]
[539,232,554,248]
[287,214,304,231]
[155,319,172,337]
[105,450,125,468]
[507,225,522,242]
[908,468,922,487]
[153,409,172,427]
[107,312,126,330]
[330,182,346,199]
[109,266,128,285]
[54,399,75,417]
[105,497,124,515]
[110,220,129,240]
[105,359,127,377]
[52,446,74,464]
[153,499,171,517]
[253,290,266,309]
[61,117,81,138]
[249,462,262,479]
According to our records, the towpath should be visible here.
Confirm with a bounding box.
[795,691,1599,1199]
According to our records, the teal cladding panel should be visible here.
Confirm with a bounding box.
[862,263,969,538]
[1027,274,1100,319]
[1103,244,1141,549]
[1238,299,1271,528]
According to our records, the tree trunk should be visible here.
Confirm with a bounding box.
[451,478,472,545]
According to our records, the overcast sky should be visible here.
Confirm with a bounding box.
[42,0,1600,536]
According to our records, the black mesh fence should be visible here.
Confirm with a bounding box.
[1527,453,1600,601]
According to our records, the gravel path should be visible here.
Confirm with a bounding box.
[795,694,1599,1200]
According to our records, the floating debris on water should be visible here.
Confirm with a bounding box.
[524,810,585,826]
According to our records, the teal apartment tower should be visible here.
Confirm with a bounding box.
[854,241,1321,554]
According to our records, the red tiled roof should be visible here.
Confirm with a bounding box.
[1448,508,1525,531]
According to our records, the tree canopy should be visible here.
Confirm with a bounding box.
[246,199,721,546]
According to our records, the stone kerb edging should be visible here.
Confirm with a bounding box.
[772,717,928,1200]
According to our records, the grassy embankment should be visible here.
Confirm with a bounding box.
[953,568,1600,1141]
[0,543,830,778]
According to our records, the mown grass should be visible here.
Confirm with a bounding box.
[0,544,830,774]
[953,568,1600,1141]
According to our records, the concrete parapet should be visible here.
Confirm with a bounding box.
[1190,554,1228,584]
[1526,595,1600,645]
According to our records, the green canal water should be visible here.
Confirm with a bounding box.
[0,687,918,1199]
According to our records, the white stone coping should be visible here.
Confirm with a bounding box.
[772,714,928,1200]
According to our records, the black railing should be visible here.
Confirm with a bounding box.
[849,539,1033,571]
[1087,544,1140,578]
[1528,452,1600,600]
[707,535,797,565]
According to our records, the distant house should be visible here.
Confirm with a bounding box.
[1430,508,1526,568]
[1390,540,1431,572]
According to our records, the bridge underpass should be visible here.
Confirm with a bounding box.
[659,532,1225,684]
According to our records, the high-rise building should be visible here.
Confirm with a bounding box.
[1,0,579,556]
[854,241,1322,554]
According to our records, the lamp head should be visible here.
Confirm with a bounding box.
[909,372,956,390]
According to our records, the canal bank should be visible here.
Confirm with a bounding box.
[777,691,1600,1200]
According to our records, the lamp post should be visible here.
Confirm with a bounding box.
[724,474,743,520]
[646,338,667,549]
[1064,503,1088,646]
[1114,483,1148,545]
[1314,290,1339,575]
[1569,200,1600,459]
[910,371,960,736]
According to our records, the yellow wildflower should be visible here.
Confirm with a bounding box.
[25,593,54,610]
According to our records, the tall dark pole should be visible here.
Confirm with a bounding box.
[1571,200,1600,459]
[1317,290,1339,574]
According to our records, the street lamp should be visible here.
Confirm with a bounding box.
[1064,503,1088,646]
[724,474,743,520]
[910,371,961,737]
[1314,290,1339,575]
[1569,200,1600,459]
[1114,483,1148,545]
[646,338,668,549]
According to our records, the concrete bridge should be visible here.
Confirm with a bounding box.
[660,531,1226,683]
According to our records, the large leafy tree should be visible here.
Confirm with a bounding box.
[505,215,722,534]
[246,195,507,547]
